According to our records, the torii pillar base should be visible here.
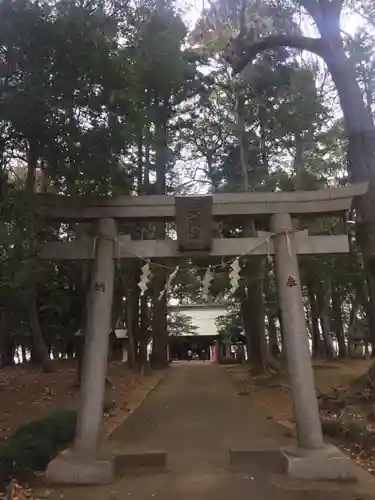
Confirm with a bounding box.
[45,449,114,485]
[282,444,355,481]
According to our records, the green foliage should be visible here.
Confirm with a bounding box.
[216,309,242,339]
[0,0,201,362]
[168,312,199,336]
[0,0,371,369]
[0,409,76,487]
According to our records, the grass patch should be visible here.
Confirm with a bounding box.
[321,418,345,439]
[0,408,76,488]
[322,417,375,454]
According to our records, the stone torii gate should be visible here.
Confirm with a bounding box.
[37,183,367,484]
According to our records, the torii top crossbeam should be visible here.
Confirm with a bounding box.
[36,182,369,261]
[35,182,368,220]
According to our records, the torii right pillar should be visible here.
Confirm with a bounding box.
[271,213,354,480]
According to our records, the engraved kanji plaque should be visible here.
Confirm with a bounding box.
[175,196,213,252]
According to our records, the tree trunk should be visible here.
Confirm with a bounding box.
[148,97,169,369]
[149,225,168,370]
[324,45,375,352]
[240,265,267,370]
[233,76,267,369]
[21,345,27,364]
[347,296,360,357]
[124,269,140,370]
[0,338,14,367]
[307,288,323,358]
[267,311,279,358]
[240,290,251,362]
[111,288,123,332]
[263,263,279,357]
[28,299,53,373]
[277,307,285,358]
[151,270,169,369]
[29,341,39,364]
[25,145,53,373]
[75,227,92,385]
[0,310,14,367]
[29,295,53,372]
[138,294,149,369]
[317,288,335,360]
[331,287,346,358]
[151,307,169,369]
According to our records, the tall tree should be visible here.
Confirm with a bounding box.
[224,0,375,351]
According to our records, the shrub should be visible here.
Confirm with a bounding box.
[321,417,375,454]
[345,421,366,442]
[321,418,344,438]
[0,408,76,487]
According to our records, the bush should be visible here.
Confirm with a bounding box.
[0,409,76,487]
[321,418,345,438]
[321,417,375,453]
[345,421,366,442]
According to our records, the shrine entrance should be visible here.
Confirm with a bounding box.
[35,182,367,484]
[168,303,227,361]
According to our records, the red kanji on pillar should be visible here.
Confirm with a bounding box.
[94,281,105,292]
[286,275,297,288]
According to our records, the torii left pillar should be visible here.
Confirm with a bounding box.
[46,218,117,485]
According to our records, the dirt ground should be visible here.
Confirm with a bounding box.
[225,359,375,474]
[0,360,163,499]
[1,359,373,499]
[0,360,163,443]
[32,362,375,500]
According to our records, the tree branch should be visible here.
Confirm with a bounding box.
[331,0,344,17]
[299,0,321,20]
[229,35,327,74]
